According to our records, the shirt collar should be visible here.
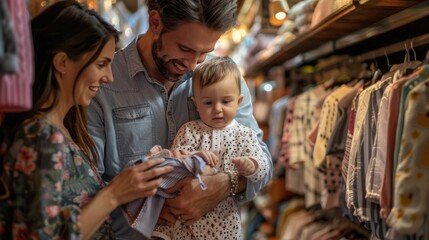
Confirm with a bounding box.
[124,34,148,79]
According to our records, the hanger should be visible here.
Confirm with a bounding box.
[404,41,410,62]
[382,41,421,81]
[378,49,398,81]
[398,41,421,76]
[371,53,379,72]
[366,54,382,85]
[370,68,382,85]
[410,40,417,62]
[380,60,398,82]
[385,49,391,69]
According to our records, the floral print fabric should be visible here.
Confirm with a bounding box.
[0,117,113,239]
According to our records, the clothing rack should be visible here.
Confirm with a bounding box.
[311,33,429,75]
[354,32,429,63]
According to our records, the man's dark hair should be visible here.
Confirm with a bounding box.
[146,0,238,32]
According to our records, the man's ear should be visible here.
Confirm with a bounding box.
[148,10,162,36]
[238,94,244,105]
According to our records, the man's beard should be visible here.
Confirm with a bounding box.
[151,39,191,82]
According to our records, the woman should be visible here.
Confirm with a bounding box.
[0,1,173,239]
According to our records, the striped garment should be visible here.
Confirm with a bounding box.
[122,155,208,238]
[0,0,33,112]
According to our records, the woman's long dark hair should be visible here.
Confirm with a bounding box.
[0,0,119,166]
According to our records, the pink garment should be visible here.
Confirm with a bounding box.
[279,97,297,169]
[0,0,33,112]
[307,119,319,149]
[307,90,327,150]
[379,77,411,218]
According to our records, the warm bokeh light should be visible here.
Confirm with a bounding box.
[275,11,286,21]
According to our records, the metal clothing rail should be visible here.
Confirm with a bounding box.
[354,32,429,63]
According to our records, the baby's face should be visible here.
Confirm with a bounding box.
[193,76,242,129]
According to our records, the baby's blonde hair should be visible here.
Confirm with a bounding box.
[192,56,241,95]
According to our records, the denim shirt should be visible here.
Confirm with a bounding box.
[87,35,273,239]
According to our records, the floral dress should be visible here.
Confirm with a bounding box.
[0,117,113,239]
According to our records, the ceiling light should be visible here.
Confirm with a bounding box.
[269,0,289,26]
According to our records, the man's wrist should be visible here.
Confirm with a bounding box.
[226,170,239,197]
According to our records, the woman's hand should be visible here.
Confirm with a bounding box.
[80,158,173,239]
[106,158,174,207]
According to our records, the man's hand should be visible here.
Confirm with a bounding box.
[157,205,177,226]
[164,173,229,225]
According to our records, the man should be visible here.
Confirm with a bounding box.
[87,0,273,238]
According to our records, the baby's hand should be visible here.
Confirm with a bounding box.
[171,149,191,159]
[232,157,258,177]
[193,150,218,167]
[149,145,173,158]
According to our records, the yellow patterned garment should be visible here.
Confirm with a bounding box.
[388,78,429,235]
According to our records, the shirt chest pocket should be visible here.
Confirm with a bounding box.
[113,104,154,159]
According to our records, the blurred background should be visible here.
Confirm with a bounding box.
[27,1,429,239]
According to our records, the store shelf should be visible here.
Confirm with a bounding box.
[245,0,424,77]
[283,1,429,70]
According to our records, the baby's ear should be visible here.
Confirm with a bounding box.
[191,97,198,111]
[238,94,244,105]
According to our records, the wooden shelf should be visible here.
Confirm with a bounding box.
[245,0,424,77]
[282,1,429,70]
